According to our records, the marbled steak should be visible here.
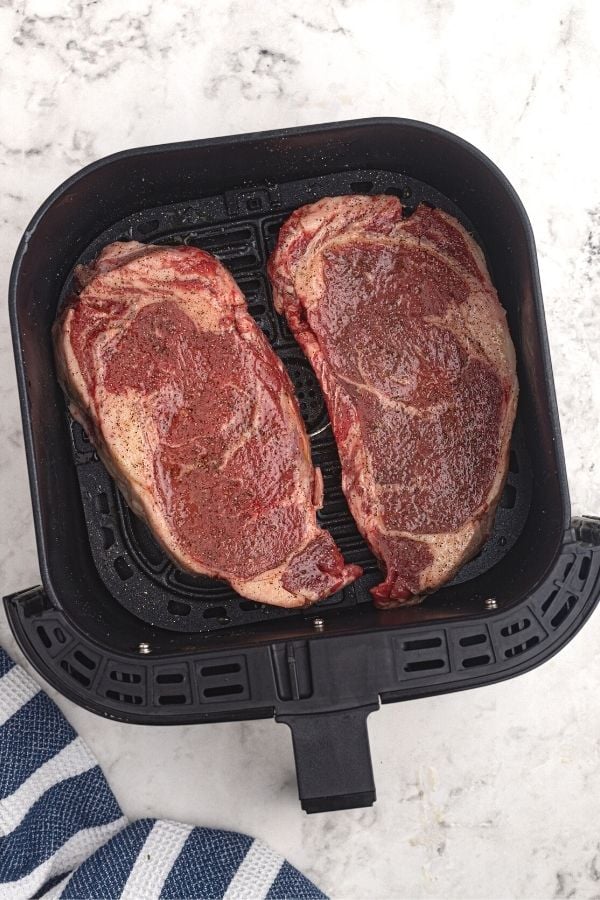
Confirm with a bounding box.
[268,196,518,606]
[54,241,361,607]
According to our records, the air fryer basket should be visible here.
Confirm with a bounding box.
[6,119,600,813]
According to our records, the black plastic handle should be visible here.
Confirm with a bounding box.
[278,704,378,814]
[6,517,600,814]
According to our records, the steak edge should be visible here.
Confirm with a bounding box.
[54,241,361,608]
[268,196,518,606]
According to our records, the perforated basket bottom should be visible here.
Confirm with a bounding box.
[62,167,532,632]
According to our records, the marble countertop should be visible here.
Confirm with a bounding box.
[1,1,600,897]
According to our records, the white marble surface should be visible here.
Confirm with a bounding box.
[1,1,600,897]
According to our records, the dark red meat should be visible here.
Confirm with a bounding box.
[54,241,361,607]
[268,196,518,605]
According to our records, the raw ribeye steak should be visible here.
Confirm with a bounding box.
[54,241,361,608]
[268,196,518,606]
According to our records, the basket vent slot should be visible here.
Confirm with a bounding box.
[167,599,191,617]
[60,660,91,688]
[263,219,284,252]
[236,276,262,301]
[37,626,52,649]
[152,667,191,706]
[203,684,244,698]
[196,656,249,702]
[396,631,449,679]
[404,658,445,672]
[201,663,241,677]
[451,627,495,670]
[501,618,530,637]
[199,228,254,249]
[33,621,70,657]
[550,595,578,629]
[462,654,492,668]
[459,633,486,647]
[579,555,591,581]
[106,689,142,705]
[74,650,96,671]
[223,252,259,271]
[156,672,184,684]
[110,670,141,684]
[248,301,267,316]
[541,589,558,614]
[504,636,540,658]
[384,185,412,200]
[114,557,133,581]
[101,527,115,550]
[203,606,229,623]
[285,361,325,434]
[403,637,442,651]
[239,600,262,612]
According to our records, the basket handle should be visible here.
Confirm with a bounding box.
[277,704,378,814]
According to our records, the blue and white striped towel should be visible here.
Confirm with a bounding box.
[0,647,326,899]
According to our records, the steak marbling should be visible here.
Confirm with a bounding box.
[268,196,518,606]
[54,241,361,608]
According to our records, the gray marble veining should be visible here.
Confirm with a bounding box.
[1,1,599,897]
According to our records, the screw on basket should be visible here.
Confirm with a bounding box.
[313,617,325,630]
[485,598,498,610]
[138,642,152,654]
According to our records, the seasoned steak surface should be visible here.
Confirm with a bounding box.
[268,196,518,605]
[54,241,361,608]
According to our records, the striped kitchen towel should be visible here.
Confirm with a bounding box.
[0,648,326,899]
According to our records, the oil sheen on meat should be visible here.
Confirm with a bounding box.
[54,241,361,608]
[268,196,518,606]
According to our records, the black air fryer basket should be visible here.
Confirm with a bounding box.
[6,119,600,813]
